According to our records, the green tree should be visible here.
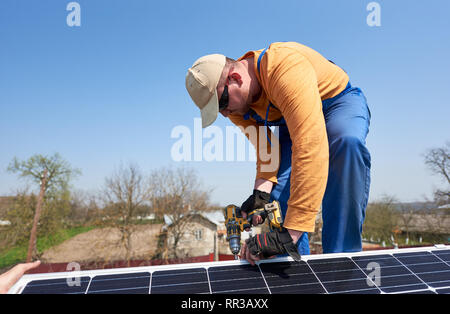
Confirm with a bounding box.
[363,195,400,245]
[7,153,80,196]
[1,190,36,249]
[7,153,81,261]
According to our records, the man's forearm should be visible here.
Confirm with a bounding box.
[287,229,303,244]
[254,178,273,194]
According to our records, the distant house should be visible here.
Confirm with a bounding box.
[398,213,450,233]
[397,209,450,243]
[162,213,219,259]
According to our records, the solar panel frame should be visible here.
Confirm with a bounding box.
[9,245,450,294]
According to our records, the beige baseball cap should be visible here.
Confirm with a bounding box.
[185,54,226,128]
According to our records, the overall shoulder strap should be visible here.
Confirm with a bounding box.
[256,48,277,110]
[244,47,269,122]
[256,48,274,146]
[257,48,268,75]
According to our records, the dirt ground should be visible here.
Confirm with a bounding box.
[41,224,163,263]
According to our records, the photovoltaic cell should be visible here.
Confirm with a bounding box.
[259,261,326,294]
[151,268,210,294]
[208,264,269,294]
[405,289,436,294]
[393,251,450,288]
[307,257,380,294]
[21,276,90,294]
[352,254,427,293]
[87,272,150,294]
[432,250,450,263]
[436,287,450,294]
[16,246,450,294]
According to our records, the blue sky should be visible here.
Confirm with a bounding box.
[0,0,449,207]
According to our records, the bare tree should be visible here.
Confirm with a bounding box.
[150,167,212,259]
[102,163,152,265]
[67,190,91,225]
[424,141,450,205]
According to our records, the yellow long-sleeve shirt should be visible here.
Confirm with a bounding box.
[228,42,349,232]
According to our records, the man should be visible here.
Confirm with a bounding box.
[185,42,371,265]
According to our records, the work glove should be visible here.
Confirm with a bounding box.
[241,189,271,224]
[245,228,302,262]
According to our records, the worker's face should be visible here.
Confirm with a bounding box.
[217,70,250,118]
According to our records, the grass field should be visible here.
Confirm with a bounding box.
[0,226,94,270]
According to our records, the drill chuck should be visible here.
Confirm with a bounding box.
[228,236,241,256]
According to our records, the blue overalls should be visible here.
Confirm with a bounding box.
[245,49,371,254]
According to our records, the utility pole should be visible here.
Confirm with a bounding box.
[213,227,220,261]
[26,168,48,262]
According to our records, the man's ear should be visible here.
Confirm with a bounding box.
[229,72,243,86]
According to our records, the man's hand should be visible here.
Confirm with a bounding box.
[241,240,262,266]
[0,260,41,294]
[240,228,302,266]
[241,189,271,227]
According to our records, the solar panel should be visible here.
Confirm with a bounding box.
[8,245,450,294]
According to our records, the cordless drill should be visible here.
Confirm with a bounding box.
[224,200,283,259]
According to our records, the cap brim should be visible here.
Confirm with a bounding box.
[200,89,219,128]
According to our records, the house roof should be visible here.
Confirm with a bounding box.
[163,212,221,231]
[164,210,224,227]
[200,210,224,226]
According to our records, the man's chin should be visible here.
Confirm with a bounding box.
[237,106,251,116]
